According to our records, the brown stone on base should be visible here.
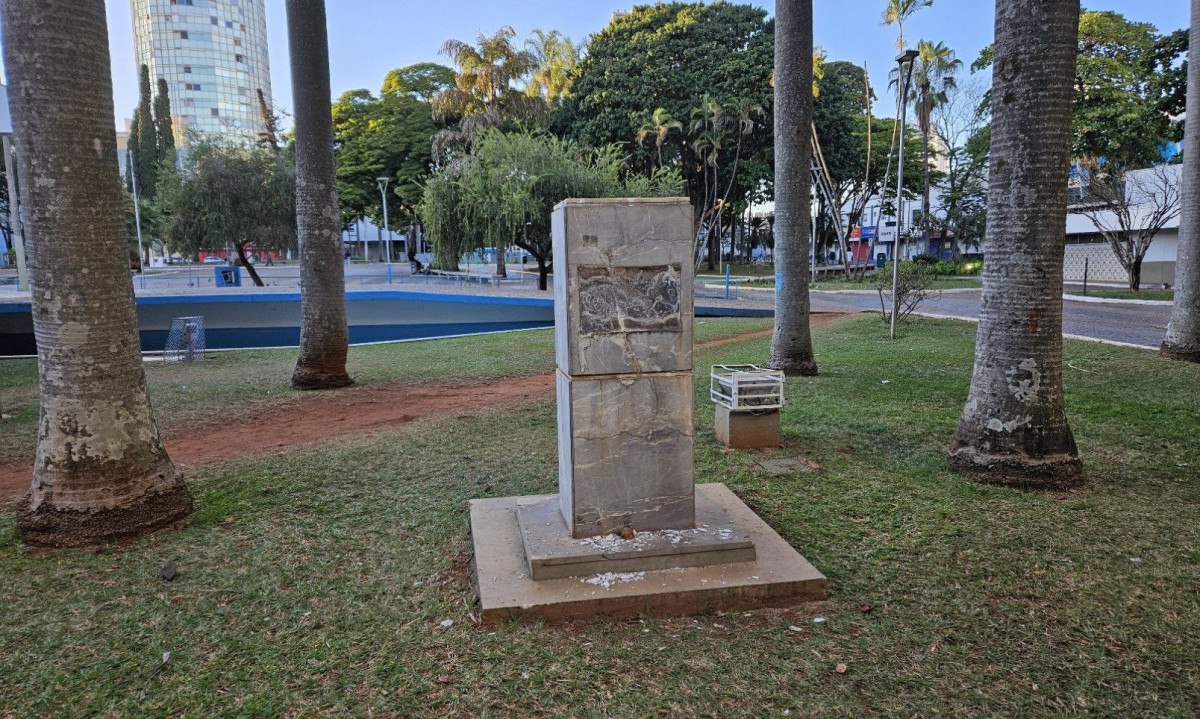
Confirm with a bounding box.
[516,491,756,580]
[471,483,826,623]
[714,405,781,450]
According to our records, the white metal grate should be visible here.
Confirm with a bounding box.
[710,365,785,412]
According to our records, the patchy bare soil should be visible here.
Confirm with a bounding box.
[0,317,848,501]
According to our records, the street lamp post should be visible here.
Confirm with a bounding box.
[130,164,146,274]
[891,48,919,340]
[376,176,391,263]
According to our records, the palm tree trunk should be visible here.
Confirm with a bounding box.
[4,0,192,547]
[287,0,353,390]
[947,0,1083,488]
[1162,0,1200,362]
[768,0,818,376]
[496,246,507,278]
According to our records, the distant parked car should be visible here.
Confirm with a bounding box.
[202,256,225,264]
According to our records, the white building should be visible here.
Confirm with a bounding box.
[1064,164,1182,286]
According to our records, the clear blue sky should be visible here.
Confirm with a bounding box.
[75,0,1200,128]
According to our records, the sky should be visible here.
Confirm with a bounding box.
[14,0,1198,129]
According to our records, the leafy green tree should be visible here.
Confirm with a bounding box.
[134,64,159,198]
[159,140,296,287]
[332,79,439,234]
[419,129,682,289]
[973,10,1183,168]
[381,62,456,102]
[556,2,774,258]
[154,77,175,158]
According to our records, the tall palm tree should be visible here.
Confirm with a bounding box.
[433,26,539,278]
[525,29,580,107]
[947,0,1084,488]
[912,40,961,243]
[287,0,353,390]
[881,0,934,50]
[637,108,682,167]
[769,0,818,377]
[3,0,193,547]
[1162,0,1200,363]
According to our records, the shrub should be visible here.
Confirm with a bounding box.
[875,261,939,324]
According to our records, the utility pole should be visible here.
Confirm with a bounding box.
[130,163,146,274]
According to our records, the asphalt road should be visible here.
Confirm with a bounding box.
[808,290,1170,348]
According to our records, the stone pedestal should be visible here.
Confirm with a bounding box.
[715,405,781,450]
[553,198,696,537]
[469,197,826,623]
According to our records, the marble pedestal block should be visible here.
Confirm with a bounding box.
[715,405,782,450]
[553,198,697,538]
[557,370,694,536]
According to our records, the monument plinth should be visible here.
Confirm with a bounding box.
[470,198,825,623]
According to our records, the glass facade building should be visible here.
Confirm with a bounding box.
[131,0,272,147]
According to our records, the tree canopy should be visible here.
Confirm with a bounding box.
[333,71,440,229]
[554,2,775,231]
[158,140,296,286]
[973,10,1186,168]
[419,129,682,288]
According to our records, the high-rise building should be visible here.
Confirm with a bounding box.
[130,0,272,147]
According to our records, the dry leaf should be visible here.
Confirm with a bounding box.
[835,663,848,674]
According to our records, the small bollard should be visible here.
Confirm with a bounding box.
[710,365,785,449]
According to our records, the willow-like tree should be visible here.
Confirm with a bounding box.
[768,0,818,376]
[286,0,352,390]
[947,0,1084,487]
[3,0,193,547]
[1162,0,1200,362]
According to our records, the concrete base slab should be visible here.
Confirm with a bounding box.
[471,483,827,623]
[715,405,781,449]
[516,492,756,580]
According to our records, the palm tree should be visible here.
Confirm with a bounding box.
[525,29,580,107]
[287,0,353,390]
[3,0,193,547]
[947,0,1084,488]
[768,0,818,377]
[881,0,934,50]
[637,108,682,167]
[911,40,962,243]
[1162,0,1200,363]
[433,26,540,278]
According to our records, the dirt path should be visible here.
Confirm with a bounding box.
[0,317,847,501]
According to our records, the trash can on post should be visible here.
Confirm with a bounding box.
[214,265,242,287]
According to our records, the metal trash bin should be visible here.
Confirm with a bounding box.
[214,265,242,287]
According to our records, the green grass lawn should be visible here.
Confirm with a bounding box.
[1066,288,1175,302]
[2,316,1198,717]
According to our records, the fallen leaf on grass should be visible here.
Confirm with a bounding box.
[437,675,453,685]
[835,663,848,674]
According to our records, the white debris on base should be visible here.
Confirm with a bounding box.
[581,572,647,589]
[576,524,737,552]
